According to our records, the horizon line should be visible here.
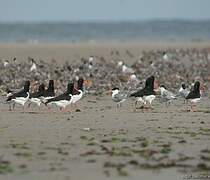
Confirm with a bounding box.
[1,18,210,24]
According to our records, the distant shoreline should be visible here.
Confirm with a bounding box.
[1,40,210,47]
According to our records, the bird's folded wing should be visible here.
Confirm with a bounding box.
[6,89,25,101]
[163,90,176,99]
[114,93,128,100]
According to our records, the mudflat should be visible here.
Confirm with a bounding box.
[0,96,210,180]
[0,42,210,180]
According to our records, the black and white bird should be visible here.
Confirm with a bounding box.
[117,61,134,74]
[111,87,128,107]
[29,57,37,72]
[71,78,84,106]
[6,88,14,98]
[42,80,55,101]
[162,52,169,60]
[28,84,45,107]
[3,60,9,67]
[185,81,201,112]
[178,83,190,98]
[159,85,177,105]
[6,81,30,110]
[130,76,156,109]
[45,82,74,111]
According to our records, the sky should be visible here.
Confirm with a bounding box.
[0,0,210,22]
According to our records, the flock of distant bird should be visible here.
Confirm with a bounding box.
[5,78,84,112]
[111,76,203,112]
[3,74,203,112]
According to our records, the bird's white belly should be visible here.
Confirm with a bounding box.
[71,93,82,104]
[45,96,54,100]
[53,100,70,108]
[137,97,146,104]
[143,95,156,104]
[13,97,29,106]
[41,96,54,103]
[190,98,200,103]
[119,98,126,103]
[30,98,42,106]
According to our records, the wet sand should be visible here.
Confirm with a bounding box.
[0,42,210,180]
[0,95,210,180]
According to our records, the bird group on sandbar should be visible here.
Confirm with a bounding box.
[2,71,205,112]
[111,75,204,112]
[5,78,84,112]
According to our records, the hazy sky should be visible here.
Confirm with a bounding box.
[1,0,210,22]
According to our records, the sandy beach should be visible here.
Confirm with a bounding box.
[0,42,210,180]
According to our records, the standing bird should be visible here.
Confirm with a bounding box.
[42,80,55,101]
[3,60,9,67]
[28,84,45,107]
[111,87,128,107]
[179,83,189,98]
[159,85,177,105]
[45,82,74,111]
[6,81,30,111]
[185,81,201,112]
[117,61,134,74]
[130,76,156,109]
[162,52,169,61]
[29,57,37,72]
[71,78,84,106]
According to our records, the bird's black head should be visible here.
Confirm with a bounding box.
[67,82,74,93]
[112,87,119,91]
[194,81,200,92]
[24,81,30,92]
[160,85,166,89]
[77,78,84,91]
[48,80,54,91]
[38,84,45,92]
[181,83,186,89]
[145,76,155,89]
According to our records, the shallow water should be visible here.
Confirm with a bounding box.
[0,21,210,42]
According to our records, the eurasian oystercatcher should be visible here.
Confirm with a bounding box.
[6,81,30,111]
[130,76,157,109]
[71,78,84,106]
[28,84,45,107]
[45,82,74,111]
[43,80,55,101]
[185,81,201,112]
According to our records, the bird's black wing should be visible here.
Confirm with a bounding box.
[185,90,200,99]
[130,88,145,97]
[44,90,55,97]
[6,89,27,101]
[46,92,71,104]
